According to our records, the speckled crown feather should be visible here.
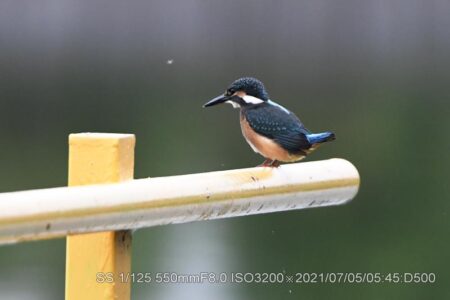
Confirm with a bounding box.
[228,77,269,101]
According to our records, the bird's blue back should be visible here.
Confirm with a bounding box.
[242,101,312,155]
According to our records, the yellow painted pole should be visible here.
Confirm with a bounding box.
[65,133,135,300]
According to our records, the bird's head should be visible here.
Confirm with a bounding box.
[203,77,269,109]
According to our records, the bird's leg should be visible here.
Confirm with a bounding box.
[258,159,273,167]
[270,160,281,168]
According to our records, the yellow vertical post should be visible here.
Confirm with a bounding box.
[65,133,135,300]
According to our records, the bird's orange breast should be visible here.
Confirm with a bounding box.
[240,114,305,162]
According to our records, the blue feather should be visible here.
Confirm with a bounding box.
[306,132,335,144]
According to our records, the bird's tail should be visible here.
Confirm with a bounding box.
[306,131,335,144]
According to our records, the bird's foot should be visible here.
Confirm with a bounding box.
[270,160,281,168]
[258,159,273,167]
[258,159,281,168]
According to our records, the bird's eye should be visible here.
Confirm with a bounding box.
[225,90,234,96]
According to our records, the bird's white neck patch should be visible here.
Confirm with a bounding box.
[226,100,240,109]
[242,95,264,104]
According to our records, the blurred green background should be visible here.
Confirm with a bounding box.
[0,0,449,299]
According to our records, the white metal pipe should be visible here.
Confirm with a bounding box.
[0,158,359,245]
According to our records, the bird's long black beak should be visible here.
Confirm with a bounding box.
[203,94,230,108]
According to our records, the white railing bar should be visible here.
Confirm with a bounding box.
[0,158,359,245]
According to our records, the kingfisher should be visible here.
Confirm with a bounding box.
[203,77,335,167]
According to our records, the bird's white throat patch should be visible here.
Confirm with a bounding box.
[226,100,240,109]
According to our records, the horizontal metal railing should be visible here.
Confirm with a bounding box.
[0,158,359,245]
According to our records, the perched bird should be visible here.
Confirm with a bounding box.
[203,77,335,167]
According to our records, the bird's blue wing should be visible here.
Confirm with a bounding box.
[244,102,311,154]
